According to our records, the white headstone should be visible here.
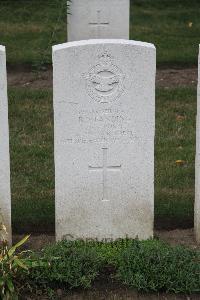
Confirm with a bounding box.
[0,46,11,244]
[53,39,156,241]
[67,0,130,41]
[195,46,200,243]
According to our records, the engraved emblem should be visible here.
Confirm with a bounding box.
[85,52,125,104]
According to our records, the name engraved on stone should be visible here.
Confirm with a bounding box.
[78,109,130,125]
[85,52,125,104]
[89,10,109,37]
[89,148,121,201]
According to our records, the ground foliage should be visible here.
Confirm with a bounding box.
[0,217,33,300]
[22,239,200,296]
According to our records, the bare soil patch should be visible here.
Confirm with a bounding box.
[156,68,197,88]
[7,67,198,90]
[8,67,52,89]
[154,228,198,249]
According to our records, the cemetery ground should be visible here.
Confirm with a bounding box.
[0,0,200,67]
[1,0,199,235]
[8,76,197,235]
[1,0,200,298]
[6,77,199,299]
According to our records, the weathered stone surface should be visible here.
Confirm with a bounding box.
[53,39,156,241]
[67,0,130,41]
[195,46,200,244]
[0,46,11,244]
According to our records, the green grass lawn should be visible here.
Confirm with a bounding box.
[156,88,196,228]
[131,0,200,66]
[0,0,199,66]
[9,87,196,233]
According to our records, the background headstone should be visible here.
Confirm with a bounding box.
[67,0,130,41]
[0,46,11,244]
[195,46,200,243]
[53,39,156,241]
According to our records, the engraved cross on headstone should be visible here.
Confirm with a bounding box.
[89,148,121,201]
[89,10,109,37]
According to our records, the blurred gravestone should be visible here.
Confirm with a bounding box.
[67,0,130,41]
[195,45,200,244]
[0,46,11,244]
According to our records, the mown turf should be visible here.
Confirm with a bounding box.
[155,88,196,228]
[8,87,196,233]
[0,0,67,66]
[9,88,54,232]
[131,0,200,66]
[0,0,199,66]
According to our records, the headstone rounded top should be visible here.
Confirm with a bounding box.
[53,39,155,52]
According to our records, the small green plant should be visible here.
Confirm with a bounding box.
[27,238,200,295]
[29,240,103,290]
[114,239,200,293]
[0,213,30,300]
